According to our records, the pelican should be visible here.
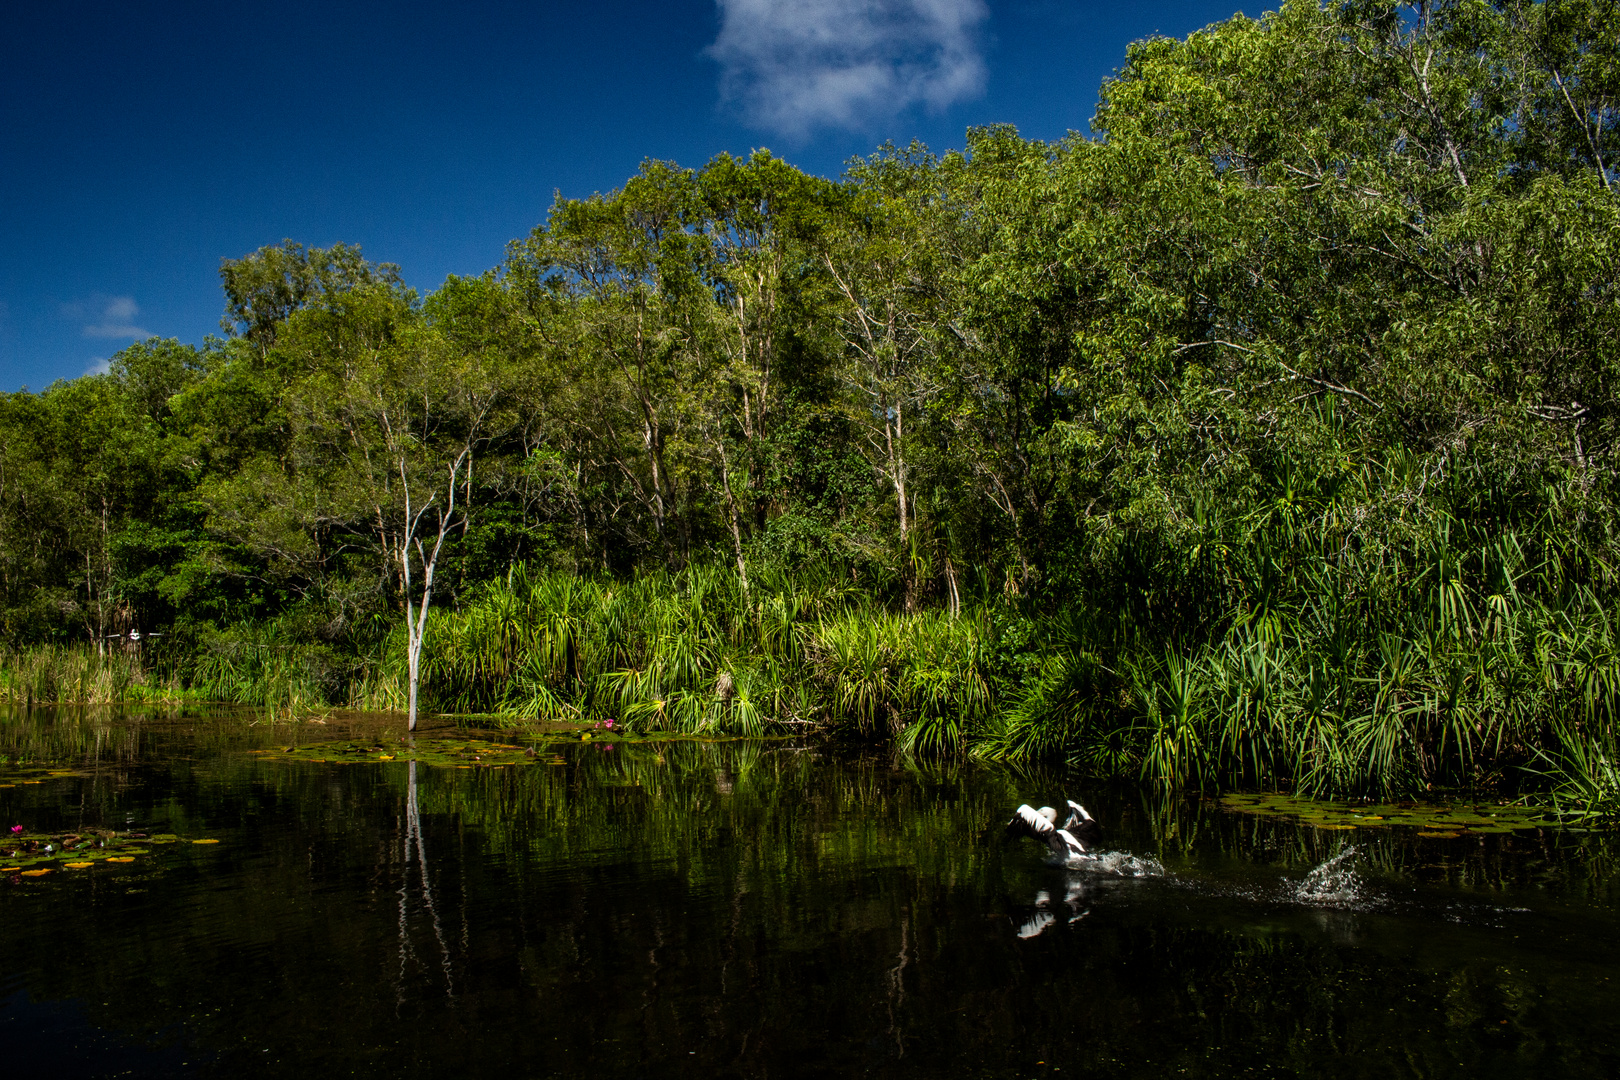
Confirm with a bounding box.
[1006,799,1103,863]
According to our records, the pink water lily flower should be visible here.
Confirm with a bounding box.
[9,825,21,835]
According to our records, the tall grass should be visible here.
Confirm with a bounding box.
[0,645,184,705]
[408,564,993,743]
[970,450,1620,810]
[186,619,353,715]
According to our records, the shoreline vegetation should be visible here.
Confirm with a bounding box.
[3,1,1617,816]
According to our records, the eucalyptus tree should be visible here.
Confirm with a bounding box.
[0,341,203,646]
[220,239,406,356]
[284,292,508,729]
[828,143,962,607]
[693,151,840,594]
[507,162,710,565]
[204,261,514,728]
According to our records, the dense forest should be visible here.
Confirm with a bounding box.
[2,0,1617,807]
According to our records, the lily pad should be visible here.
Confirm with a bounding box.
[1216,792,1565,833]
[191,839,219,845]
[63,861,94,869]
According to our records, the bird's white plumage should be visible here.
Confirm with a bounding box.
[1014,804,1054,835]
[1007,796,1104,863]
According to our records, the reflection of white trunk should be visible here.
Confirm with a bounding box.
[885,914,910,1058]
[398,760,456,999]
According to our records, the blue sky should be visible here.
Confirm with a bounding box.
[1,0,1246,391]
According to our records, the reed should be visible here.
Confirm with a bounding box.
[368,565,998,742]
[0,645,184,705]
[187,620,349,714]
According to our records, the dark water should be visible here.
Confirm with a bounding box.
[2,708,1617,1079]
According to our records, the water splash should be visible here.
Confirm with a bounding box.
[1292,848,1362,907]
[1067,851,1165,878]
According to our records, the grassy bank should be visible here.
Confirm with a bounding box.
[7,539,1617,820]
[0,646,189,707]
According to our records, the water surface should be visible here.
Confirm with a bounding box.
[2,707,1617,1078]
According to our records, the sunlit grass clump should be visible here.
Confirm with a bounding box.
[0,645,187,706]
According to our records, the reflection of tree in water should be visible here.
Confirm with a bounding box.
[885,911,910,1057]
[0,705,162,774]
[397,759,455,1005]
[5,721,1620,1077]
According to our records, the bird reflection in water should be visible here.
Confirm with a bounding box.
[1014,875,1091,939]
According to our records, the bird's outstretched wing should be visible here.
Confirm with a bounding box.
[1006,804,1054,841]
[1008,804,1072,861]
[1061,800,1104,851]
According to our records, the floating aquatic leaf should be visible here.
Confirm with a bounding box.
[106,857,135,863]
[192,839,219,845]
[1216,793,1562,833]
[268,731,780,772]
[1417,830,1462,839]
[64,861,94,868]
[20,868,50,876]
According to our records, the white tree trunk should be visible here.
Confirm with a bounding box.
[399,450,469,732]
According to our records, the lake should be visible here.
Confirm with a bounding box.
[2,706,1617,1078]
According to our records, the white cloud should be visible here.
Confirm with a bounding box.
[709,0,989,137]
[83,357,111,378]
[78,295,151,340]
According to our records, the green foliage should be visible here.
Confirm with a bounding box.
[2,1,1618,813]
[0,646,185,706]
